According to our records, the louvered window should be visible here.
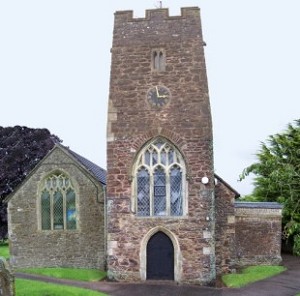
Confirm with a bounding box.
[134,138,186,217]
[152,49,166,71]
[40,173,77,230]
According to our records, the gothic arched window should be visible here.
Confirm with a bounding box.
[40,172,77,230]
[134,138,186,217]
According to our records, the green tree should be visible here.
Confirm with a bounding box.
[240,119,300,255]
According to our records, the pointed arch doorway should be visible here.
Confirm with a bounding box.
[146,231,174,280]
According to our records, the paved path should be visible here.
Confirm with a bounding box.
[222,254,300,296]
[16,254,300,296]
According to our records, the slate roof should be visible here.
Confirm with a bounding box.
[62,145,107,185]
[234,201,283,209]
[4,144,107,203]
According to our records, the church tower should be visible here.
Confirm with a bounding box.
[106,7,215,285]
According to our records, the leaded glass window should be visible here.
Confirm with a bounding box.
[40,173,77,230]
[137,168,150,216]
[134,138,186,217]
[53,191,63,230]
[41,190,51,230]
[154,167,166,216]
[170,166,183,216]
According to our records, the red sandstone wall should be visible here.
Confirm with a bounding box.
[106,8,215,284]
[234,205,282,267]
[214,177,236,275]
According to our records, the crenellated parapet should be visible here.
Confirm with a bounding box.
[112,7,203,47]
[114,7,200,22]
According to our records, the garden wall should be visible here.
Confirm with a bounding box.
[234,202,282,267]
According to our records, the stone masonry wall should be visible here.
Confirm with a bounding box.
[107,7,216,285]
[214,177,236,275]
[0,258,15,296]
[235,203,282,267]
[8,148,106,270]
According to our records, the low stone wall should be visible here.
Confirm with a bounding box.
[0,257,15,296]
[234,202,282,267]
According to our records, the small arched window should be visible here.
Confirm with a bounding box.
[152,49,166,72]
[40,173,77,230]
[134,138,186,217]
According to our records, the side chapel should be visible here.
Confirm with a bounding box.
[7,7,282,286]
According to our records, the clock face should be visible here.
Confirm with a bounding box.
[147,86,170,107]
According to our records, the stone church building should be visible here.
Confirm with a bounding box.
[7,7,282,286]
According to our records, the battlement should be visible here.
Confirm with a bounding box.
[114,7,200,22]
[112,6,203,47]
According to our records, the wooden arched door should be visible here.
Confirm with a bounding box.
[146,231,174,280]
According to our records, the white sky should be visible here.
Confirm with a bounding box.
[1,1,299,196]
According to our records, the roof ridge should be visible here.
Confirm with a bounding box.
[57,144,106,184]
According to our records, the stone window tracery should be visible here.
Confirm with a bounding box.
[152,49,166,71]
[40,172,77,230]
[134,138,186,217]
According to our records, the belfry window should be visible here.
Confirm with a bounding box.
[134,138,186,217]
[40,172,77,230]
[152,49,166,71]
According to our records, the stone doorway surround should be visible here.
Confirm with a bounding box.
[139,226,182,283]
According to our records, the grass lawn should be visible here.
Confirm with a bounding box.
[16,279,108,296]
[0,242,9,259]
[18,267,107,282]
[222,265,286,288]
[0,244,106,283]
[1,243,108,294]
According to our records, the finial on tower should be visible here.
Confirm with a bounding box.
[154,1,162,8]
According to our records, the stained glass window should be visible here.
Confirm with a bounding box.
[40,173,77,230]
[66,189,76,230]
[134,138,186,217]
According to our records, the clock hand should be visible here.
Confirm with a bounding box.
[156,86,159,97]
[156,86,168,98]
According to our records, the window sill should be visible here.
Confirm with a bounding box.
[134,215,188,219]
[38,229,80,233]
